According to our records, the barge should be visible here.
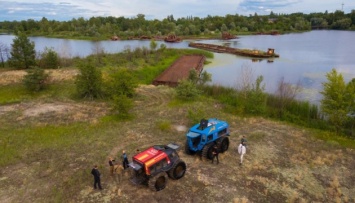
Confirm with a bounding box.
[189,42,279,58]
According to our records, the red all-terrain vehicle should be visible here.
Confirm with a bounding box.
[128,143,187,191]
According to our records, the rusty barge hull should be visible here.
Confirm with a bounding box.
[189,43,279,58]
[153,55,205,87]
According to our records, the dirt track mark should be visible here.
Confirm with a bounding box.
[134,85,174,109]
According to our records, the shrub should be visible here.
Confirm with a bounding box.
[22,67,49,92]
[38,47,59,69]
[156,120,172,131]
[75,62,103,100]
[112,94,133,119]
[9,33,36,69]
[104,68,137,99]
[175,80,201,100]
[187,107,207,126]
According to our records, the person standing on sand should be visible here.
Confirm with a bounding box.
[211,145,219,164]
[121,150,129,169]
[238,143,246,165]
[91,165,102,190]
[115,164,124,183]
[108,157,115,176]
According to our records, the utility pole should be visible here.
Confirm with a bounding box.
[342,2,344,11]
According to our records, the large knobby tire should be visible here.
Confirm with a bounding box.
[168,159,187,180]
[185,140,195,155]
[148,172,168,191]
[202,143,214,159]
[217,136,230,153]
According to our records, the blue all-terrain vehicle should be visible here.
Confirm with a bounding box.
[185,118,230,159]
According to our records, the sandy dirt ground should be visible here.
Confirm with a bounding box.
[0,72,354,203]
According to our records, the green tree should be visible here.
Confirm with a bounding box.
[345,79,355,136]
[112,94,134,119]
[221,24,228,32]
[187,69,211,86]
[245,75,267,114]
[9,33,36,69]
[199,71,212,85]
[105,68,137,117]
[320,69,348,133]
[22,67,49,92]
[75,63,103,100]
[150,39,157,51]
[175,79,201,100]
[104,68,137,98]
[39,47,59,69]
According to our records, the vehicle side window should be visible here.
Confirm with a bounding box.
[218,128,227,136]
[155,159,168,171]
[162,158,168,167]
[149,165,156,174]
[169,152,176,160]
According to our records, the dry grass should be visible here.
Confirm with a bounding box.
[0,68,78,85]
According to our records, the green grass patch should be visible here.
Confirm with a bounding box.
[0,119,126,166]
[0,84,31,104]
[156,120,172,132]
[0,124,85,166]
[311,130,355,149]
[0,82,76,104]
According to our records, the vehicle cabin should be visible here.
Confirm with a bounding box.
[186,118,229,151]
[130,145,179,176]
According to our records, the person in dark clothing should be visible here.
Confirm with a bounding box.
[91,165,102,190]
[122,150,129,169]
[211,145,219,164]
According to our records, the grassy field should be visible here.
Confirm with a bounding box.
[0,68,354,203]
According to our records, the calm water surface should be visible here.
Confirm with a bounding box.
[1,30,354,103]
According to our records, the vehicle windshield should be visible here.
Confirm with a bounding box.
[187,131,201,138]
[129,161,143,171]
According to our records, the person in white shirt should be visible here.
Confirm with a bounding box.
[238,143,246,165]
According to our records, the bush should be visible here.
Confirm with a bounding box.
[187,107,207,126]
[175,80,201,100]
[104,68,137,99]
[75,63,103,100]
[22,67,49,92]
[156,120,172,132]
[112,94,133,119]
[38,47,59,69]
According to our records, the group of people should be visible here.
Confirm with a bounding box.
[91,150,130,190]
[211,135,247,165]
[91,137,247,190]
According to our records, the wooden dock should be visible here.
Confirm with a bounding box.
[189,42,279,58]
[153,55,205,87]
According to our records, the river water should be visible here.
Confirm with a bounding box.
[1,30,355,103]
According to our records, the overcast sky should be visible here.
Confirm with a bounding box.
[1,0,354,21]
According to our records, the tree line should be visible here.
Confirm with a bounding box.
[1,10,355,39]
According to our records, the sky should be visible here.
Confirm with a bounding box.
[1,0,354,21]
